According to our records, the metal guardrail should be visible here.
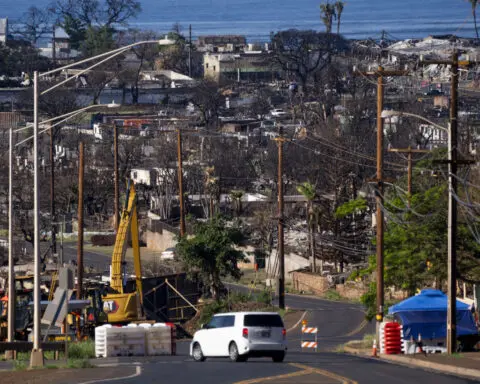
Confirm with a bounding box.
[0,341,65,354]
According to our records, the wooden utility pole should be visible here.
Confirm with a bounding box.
[274,128,286,310]
[113,123,119,231]
[355,66,409,331]
[177,127,186,237]
[77,142,84,301]
[52,25,56,66]
[388,147,431,207]
[49,127,57,257]
[420,51,475,354]
[188,24,192,78]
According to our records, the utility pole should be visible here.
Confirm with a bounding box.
[420,51,474,354]
[77,142,84,301]
[448,52,459,356]
[355,66,409,335]
[388,147,431,208]
[52,25,56,66]
[50,127,57,257]
[275,128,286,310]
[188,24,192,78]
[113,123,119,231]
[7,126,14,347]
[31,71,43,368]
[177,127,186,237]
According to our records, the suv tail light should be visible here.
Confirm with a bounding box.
[282,328,286,340]
[242,328,249,338]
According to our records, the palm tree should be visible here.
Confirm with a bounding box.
[320,2,336,34]
[297,182,318,273]
[469,0,479,40]
[229,190,244,216]
[335,1,345,35]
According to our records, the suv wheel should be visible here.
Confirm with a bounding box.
[192,343,205,362]
[272,352,285,363]
[229,342,244,362]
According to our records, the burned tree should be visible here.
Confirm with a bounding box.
[270,29,349,94]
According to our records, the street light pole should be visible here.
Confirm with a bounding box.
[7,126,14,345]
[50,127,56,257]
[26,40,159,367]
[113,122,119,231]
[30,71,44,367]
[177,127,186,237]
[447,52,459,354]
[275,129,286,310]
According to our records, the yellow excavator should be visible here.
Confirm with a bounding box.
[102,180,144,323]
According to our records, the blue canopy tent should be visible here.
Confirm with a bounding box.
[388,289,478,340]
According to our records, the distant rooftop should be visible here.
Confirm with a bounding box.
[198,35,246,45]
[54,27,69,39]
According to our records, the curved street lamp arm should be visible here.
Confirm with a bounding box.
[400,112,448,132]
[15,104,99,133]
[40,40,160,78]
[41,47,131,96]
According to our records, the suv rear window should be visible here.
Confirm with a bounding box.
[244,314,283,327]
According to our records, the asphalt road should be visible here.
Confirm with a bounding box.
[61,244,111,271]
[71,290,478,384]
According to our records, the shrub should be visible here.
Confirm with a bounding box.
[67,359,94,369]
[255,289,273,306]
[68,341,95,359]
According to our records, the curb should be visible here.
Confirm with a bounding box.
[343,346,370,356]
[343,346,480,380]
[380,354,480,380]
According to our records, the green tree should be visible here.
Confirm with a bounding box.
[296,182,318,273]
[50,0,141,49]
[358,184,480,319]
[81,25,116,57]
[334,1,345,35]
[81,25,120,104]
[229,190,245,217]
[176,217,246,300]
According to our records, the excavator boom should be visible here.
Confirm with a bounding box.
[104,181,143,323]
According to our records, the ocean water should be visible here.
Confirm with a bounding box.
[1,0,477,40]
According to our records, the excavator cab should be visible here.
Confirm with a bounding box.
[102,180,144,324]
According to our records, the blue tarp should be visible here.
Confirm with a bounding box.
[388,289,478,339]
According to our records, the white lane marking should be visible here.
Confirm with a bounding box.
[78,365,142,384]
[287,311,308,333]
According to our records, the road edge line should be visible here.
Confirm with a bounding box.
[287,310,308,333]
[78,365,142,384]
[344,319,368,337]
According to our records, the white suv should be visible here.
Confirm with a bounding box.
[190,312,287,362]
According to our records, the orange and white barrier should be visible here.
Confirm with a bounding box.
[301,324,318,352]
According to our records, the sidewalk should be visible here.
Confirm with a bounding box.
[344,344,480,380]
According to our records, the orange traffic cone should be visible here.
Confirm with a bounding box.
[372,338,378,357]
